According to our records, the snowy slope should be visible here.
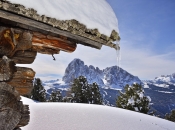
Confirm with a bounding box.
[8,0,119,36]
[21,97,175,130]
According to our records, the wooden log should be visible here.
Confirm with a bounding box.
[12,50,37,64]
[0,27,16,57]
[0,82,30,130]
[0,26,33,57]
[16,105,30,128]
[32,45,60,55]
[7,67,35,95]
[32,33,77,53]
[0,56,16,82]
[0,82,21,130]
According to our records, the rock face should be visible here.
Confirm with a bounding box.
[62,59,141,89]
[103,66,141,88]
[62,59,104,85]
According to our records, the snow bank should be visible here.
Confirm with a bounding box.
[21,96,38,104]
[21,98,175,130]
[8,0,119,36]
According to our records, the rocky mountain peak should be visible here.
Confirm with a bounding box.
[62,59,141,89]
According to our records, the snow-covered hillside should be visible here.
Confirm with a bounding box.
[21,97,175,130]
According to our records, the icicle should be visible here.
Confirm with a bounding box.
[114,41,121,82]
[114,41,121,73]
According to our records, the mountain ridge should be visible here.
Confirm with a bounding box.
[62,58,141,89]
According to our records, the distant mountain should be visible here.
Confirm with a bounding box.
[143,73,175,117]
[43,58,141,106]
[62,58,104,86]
[42,58,175,117]
[62,58,141,89]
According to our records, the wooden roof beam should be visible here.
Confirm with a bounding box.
[0,10,102,49]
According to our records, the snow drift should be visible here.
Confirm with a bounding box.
[21,97,175,130]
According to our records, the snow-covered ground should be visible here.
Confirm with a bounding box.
[8,0,119,36]
[21,97,175,130]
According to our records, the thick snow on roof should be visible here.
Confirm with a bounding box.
[8,0,119,37]
[21,97,175,130]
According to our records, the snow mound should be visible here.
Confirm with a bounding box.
[8,0,119,36]
[21,96,38,104]
[21,98,175,130]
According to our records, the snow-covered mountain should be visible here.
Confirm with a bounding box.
[62,58,141,89]
[143,73,175,87]
[43,58,141,106]
[62,58,104,85]
[142,73,175,117]
[42,59,175,117]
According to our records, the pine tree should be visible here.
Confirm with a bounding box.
[31,78,46,102]
[165,110,175,122]
[49,90,62,102]
[89,82,102,104]
[71,76,90,103]
[116,83,151,114]
[70,76,102,104]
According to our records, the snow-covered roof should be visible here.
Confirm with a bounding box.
[7,0,119,37]
[0,0,120,50]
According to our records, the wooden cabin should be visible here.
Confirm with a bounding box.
[0,0,120,129]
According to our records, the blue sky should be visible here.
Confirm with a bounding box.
[107,0,175,79]
[21,0,175,80]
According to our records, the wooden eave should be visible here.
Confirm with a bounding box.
[0,9,102,50]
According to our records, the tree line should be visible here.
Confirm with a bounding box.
[26,76,175,122]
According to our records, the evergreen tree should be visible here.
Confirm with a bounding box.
[70,76,102,104]
[31,78,46,102]
[165,110,175,122]
[89,82,102,104]
[71,76,90,103]
[116,83,151,114]
[49,90,62,102]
